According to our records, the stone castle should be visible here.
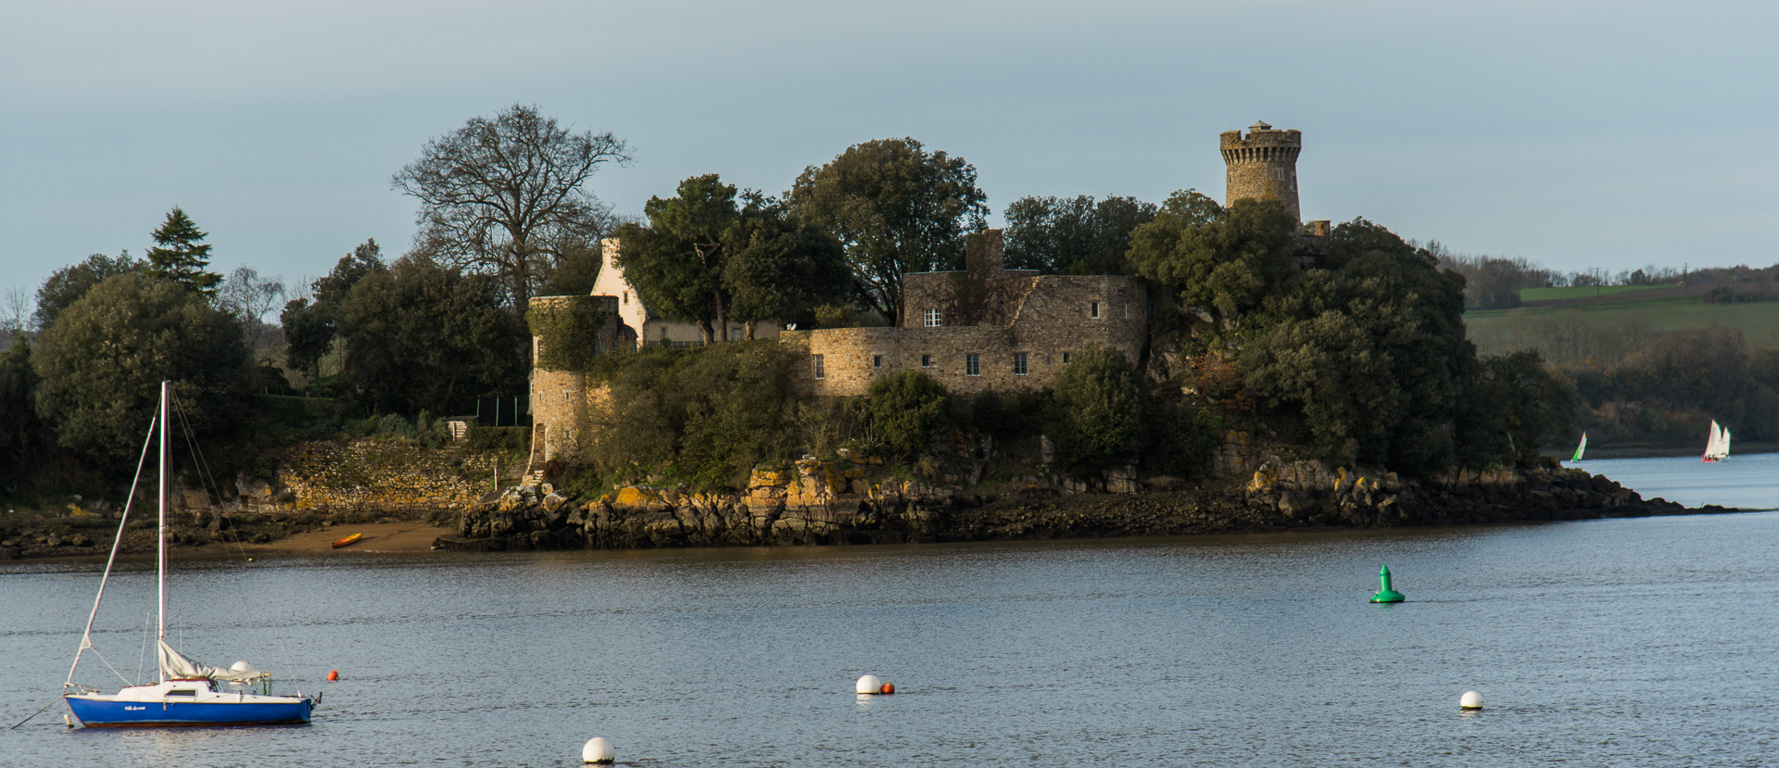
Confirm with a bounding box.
[529,122,1312,463]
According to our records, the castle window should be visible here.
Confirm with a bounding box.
[1014,353,1028,376]
[924,307,942,327]
[813,354,825,380]
[622,291,628,304]
[873,354,884,369]
[1275,168,1287,180]
[1062,352,1072,364]
[1123,303,1129,319]
[966,353,980,376]
[1090,301,1100,319]
[921,354,932,368]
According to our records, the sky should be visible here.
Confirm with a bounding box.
[3,0,1776,320]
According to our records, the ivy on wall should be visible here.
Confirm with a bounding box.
[526,297,608,371]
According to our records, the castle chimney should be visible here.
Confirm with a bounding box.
[964,229,1004,273]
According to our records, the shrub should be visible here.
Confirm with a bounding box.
[1048,345,1145,473]
[868,370,952,460]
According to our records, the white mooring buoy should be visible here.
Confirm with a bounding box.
[855,675,882,695]
[582,736,614,764]
[1459,691,1484,710]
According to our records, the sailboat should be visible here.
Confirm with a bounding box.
[64,381,315,727]
[1571,432,1587,462]
[1702,420,1732,463]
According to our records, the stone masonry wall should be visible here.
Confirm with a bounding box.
[1221,122,1302,223]
[786,269,1150,397]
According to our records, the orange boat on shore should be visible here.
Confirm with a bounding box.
[331,533,363,549]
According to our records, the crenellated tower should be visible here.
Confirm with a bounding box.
[1220,121,1302,224]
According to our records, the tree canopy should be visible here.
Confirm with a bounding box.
[145,208,223,296]
[1048,345,1147,473]
[335,255,528,416]
[392,104,631,313]
[1129,192,1299,328]
[32,273,247,462]
[1003,194,1157,275]
[788,138,987,324]
[33,251,142,332]
[617,174,846,343]
[281,239,385,379]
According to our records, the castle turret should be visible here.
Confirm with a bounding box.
[1220,121,1302,224]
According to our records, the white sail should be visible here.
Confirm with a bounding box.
[1704,420,1729,460]
[1572,433,1587,462]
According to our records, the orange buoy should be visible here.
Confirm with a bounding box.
[880,682,895,695]
[327,670,339,682]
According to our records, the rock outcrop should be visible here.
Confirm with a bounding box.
[441,455,1713,552]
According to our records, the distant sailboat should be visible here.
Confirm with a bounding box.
[1571,432,1587,462]
[1702,420,1731,462]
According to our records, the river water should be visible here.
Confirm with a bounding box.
[2,455,1774,767]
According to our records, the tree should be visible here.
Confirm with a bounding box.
[33,251,142,332]
[145,207,223,296]
[618,175,847,343]
[0,341,44,475]
[788,138,988,324]
[216,266,286,350]
[1241,219,1476,474]
[868,370,952,460]
[1048,345,1146,473]
[1003,194,1157,274]
[392,104,631,313]
[1128,192,1298,328]
[281,240,385,380]
[32,273,247,462]
[335,255,527,416]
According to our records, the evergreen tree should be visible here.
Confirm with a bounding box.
[145,207,222,296]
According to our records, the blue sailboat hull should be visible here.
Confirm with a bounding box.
[67,695,312,727]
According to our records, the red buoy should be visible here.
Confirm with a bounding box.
[327,670,339,682]
[880,682,895,695]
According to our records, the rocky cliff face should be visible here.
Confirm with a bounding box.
[442,455,1711,552]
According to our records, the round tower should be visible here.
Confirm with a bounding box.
[1220,121,1302,223]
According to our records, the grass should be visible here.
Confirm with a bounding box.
[1518,284,1668,302]
[1466,293,1779,347]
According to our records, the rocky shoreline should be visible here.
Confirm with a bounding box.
[439,456,1732,552]
[1,451,1738,561]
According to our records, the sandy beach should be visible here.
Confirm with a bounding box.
[238,522,454,554]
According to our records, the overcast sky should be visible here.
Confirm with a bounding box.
[4,0,1775,317]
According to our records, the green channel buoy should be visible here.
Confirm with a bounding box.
[1370,565,1405,603]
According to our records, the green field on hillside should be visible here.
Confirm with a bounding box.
[1517,284,1667,302]
[1466,294,1779,355]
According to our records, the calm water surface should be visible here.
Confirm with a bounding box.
[1,455,1774,767]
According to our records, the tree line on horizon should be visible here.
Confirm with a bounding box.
[3,103,1747,502]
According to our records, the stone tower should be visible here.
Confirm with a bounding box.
[1220,121,1302,223]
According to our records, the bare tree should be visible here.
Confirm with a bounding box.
[217,267,287,349]
[1,285,31,341]
[392,104,631,313]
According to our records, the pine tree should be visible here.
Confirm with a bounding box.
[145,207,222,296]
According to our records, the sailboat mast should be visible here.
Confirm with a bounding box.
[156,381,168,682]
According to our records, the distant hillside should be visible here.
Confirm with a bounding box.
[1466,282,1779,361]
[1464,280,1779,453]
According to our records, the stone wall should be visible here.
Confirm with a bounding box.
[275,441,499,514]
[784,233,1150,397]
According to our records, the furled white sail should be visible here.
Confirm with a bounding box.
[158,640,266,683]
